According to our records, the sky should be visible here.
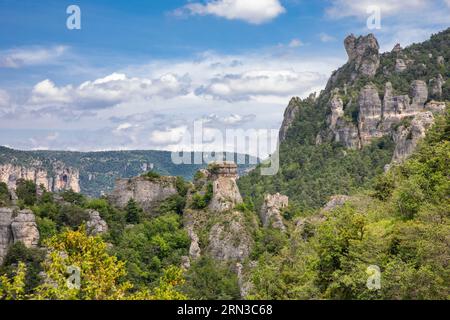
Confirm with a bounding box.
[0,0,449,156]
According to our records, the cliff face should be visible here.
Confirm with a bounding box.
[0,163,80,193]
[0,208,39,264]
[184,162,254,265]
[284,31,449,164]
[108,176,178,212]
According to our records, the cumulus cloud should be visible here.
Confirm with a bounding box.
[319,33,337,42]
[195,69,326,101]
[201,113,256,126]
[29,72,191,109]
[0,45,68,68]
[174,0,285,24]
[288,39,304,48]
[150,126,188,145]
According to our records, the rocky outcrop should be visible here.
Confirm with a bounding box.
[0,163,80,193]
[208,162,243,213]
[11,209,39,248]
[430,74,444,99]
[1,208,40,264]
[108,176,178,212]
[395,59,408,72]
[410,80,428,110]
[184,162,253,264]
[259,193,288,231]
[86,210,108,235]
[344,33,380,78]
[0,207,13,264]
[322,195,351,212]
[392,112,435,163]
[279,97,301,142]
[358,84,383,145]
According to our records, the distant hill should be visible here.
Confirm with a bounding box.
[0,146,258,197]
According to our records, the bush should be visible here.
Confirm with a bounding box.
[0,182,9,206]
[183,256,241,300]
[60,189,86,206]
[16,179,37,206]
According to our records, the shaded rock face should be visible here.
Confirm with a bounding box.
[109,176,178,212]
[392,112,435,163]
[410,80,428,110]
[184,162,253,264]
[207,211,253,262]
[0,163,80,193]
[358,84,383,145]
[11,210,40,248]
[208,162,243,213]
[260,193,288,231]
[344,33,380,78]
[430,74,444,99]
[1,208,41,264]
[0,207,13,265]
[279,97,301,142]
[86,210,108,236]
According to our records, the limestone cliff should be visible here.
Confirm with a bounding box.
[0,208,40,264]
[282,31,448,166]
[108,175,178,212]
[184,162,255,265]
[0,162,80,193]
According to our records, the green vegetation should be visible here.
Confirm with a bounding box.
[247,110,450,300]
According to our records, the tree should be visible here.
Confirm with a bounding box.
[16,179,37,206]
[126,198,142,224]
[0,227,187,300]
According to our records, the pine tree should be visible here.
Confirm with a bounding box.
[126,198,142,224]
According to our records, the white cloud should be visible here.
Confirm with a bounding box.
[175,0,285,24]
[319,32,336,42]
[196,69,326,101]
[150,126,188,145]
[29,72,191,109]
[288,38,304,48]
[0,45,68,68]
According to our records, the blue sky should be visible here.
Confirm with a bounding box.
[0,0,449,154]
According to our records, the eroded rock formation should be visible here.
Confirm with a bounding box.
[109,176,178,212]
[208,162,243,213]
[86,210,108,236]
[344,33,380,78]
[0,208,40,264]
[259,193,288,231]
